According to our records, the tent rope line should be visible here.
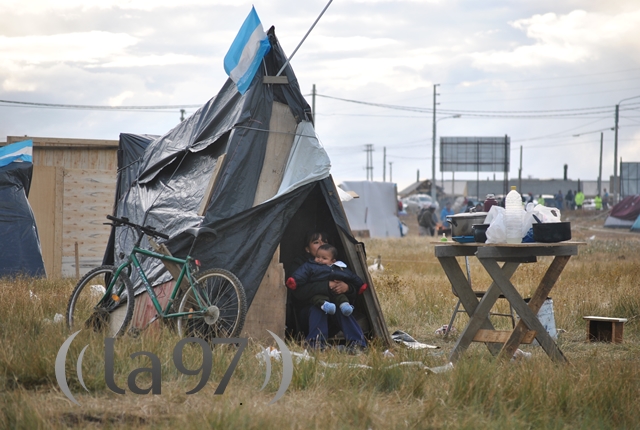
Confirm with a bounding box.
[234,125,318,139]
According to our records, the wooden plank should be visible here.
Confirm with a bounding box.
[53,167,64,278]
[583,316,628,323]
[148,238,190,294]
[198,154,226,216]
[434,244,478,258]
[473,329,536,344]
[27,166,57,277]
[8,136,119,147]
[33,148,117,170]
[477,245,578,259]
[252,101,298,206]
[61,168,117,277]
[241,246,287,343]
[445,260,519,362]
[479,256,569,363]
[263,76,289,84]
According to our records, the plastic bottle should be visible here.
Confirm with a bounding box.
[505,185,523,244]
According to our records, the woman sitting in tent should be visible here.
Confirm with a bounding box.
[287,230,367,353]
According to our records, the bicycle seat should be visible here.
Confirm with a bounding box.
[185,227,217,239]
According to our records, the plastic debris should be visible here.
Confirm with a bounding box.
[434,325,457,336]
[511,349,532,362]
[428,362,454,374]
[43,313,65,324]
[392,330,440,349]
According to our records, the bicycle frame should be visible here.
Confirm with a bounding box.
[107,246,209,320]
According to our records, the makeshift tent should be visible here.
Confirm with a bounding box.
[340,181,402,238]
[0,140,45,277]
[104,27,390,345]
[604,195,640,229]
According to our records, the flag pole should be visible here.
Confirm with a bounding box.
[276,0,333,77]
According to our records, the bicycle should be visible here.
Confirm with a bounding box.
[66,215,247,341]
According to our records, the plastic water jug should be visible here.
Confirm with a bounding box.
[505,186,523,244]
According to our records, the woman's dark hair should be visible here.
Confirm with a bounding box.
[303,230,330,248]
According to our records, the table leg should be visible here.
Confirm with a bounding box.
[439,257,518,362]
[479,256,570,363]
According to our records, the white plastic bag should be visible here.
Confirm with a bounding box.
[484,205,504,225]
[485,206,507,243]
[533,205,561,223]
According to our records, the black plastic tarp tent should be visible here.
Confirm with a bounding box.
[103,27,390,343]
[0,160,45,277]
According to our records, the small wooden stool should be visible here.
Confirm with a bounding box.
[583,316,628,343]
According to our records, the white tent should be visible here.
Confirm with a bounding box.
[340,181,402,238]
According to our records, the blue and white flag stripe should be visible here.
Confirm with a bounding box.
[223,6,271,95]
[0,139,33,168]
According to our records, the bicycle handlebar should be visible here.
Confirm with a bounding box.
[106,215,170,240]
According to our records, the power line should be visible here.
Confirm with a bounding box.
[315,93,640,118]
[440,66,640,86]
[0,99,203,110]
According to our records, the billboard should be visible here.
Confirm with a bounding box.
[440,136,510,173]
[620,162,640,197]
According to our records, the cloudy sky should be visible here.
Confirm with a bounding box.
[1,0,639,193]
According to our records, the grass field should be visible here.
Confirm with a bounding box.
[2,210,640,429]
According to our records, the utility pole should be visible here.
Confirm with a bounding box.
[383,147,386,182]
[389,162,393,182]
[312,84,316,126]
[614,104,619,202]
[518,145,522,193]
[431,84,440,204]
[364,144,374,181]
[598,132,603,197]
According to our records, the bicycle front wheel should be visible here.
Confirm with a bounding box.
[66,265,135,337]
[177,268,247,341]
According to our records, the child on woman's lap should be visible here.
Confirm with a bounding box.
[286,244,367,316]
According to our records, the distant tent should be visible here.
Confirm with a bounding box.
[0,140,45,277]
[604,195,640,229]
[340,181,402,238]
[103,27,390,344]
[631,215,640,232]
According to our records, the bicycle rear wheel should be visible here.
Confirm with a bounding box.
[66,265,135,337]
[177,268,247,341]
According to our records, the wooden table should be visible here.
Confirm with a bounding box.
[435,241,584,363]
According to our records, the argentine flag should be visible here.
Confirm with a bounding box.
[0,139,33,168]
[223,7,271,95]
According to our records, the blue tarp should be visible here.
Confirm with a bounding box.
[0,153,45,277]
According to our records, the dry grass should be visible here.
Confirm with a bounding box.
[2,216,640,429]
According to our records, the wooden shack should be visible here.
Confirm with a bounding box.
[6,136,118,278]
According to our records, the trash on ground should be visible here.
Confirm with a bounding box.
[392,330,440,349]
[511,348,532,362]
[428,362,454,374]
[434,325,457,336]
[44,313,64,324]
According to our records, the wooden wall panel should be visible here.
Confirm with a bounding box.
[27,166,58,277]
[242,247,286,343]
[252,101,298,206]
[61,168,117,277]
